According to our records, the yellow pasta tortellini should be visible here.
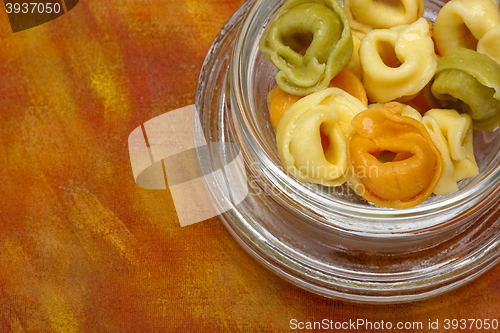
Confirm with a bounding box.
[434,0,500,56]
[359,18,437,103]
[421,109,479,195]
[343,0,424,34]
[478,25,500,65]
[276,88,366,186]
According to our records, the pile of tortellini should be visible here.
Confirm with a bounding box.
[259,0,500,208]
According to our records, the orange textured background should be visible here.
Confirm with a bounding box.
[1,0,500,332]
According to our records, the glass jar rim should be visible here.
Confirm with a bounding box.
[195,0,500,302]
[229,0,500,231]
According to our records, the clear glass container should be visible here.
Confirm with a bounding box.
[195,0,500,303]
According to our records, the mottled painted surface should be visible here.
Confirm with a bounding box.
[0,0,500,332]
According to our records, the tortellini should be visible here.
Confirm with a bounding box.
[276,88,366,186]
[434,0,500,57]
[343,0,424,34]
[259,0,353,96]
[422,110,478,195]
[262,0,487,208]
[425,48,500,130]
[267,86,302,130]
[478,25,500,66]
[359,18,437,103]
[347,102,443,208]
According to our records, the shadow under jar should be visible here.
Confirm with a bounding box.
[195,0,500,303]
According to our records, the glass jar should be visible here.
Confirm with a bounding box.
[195,0,500,303]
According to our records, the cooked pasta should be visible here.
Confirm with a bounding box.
[259,0,353,96]
[477,25,500,66]
[262,0,487,208]
[276,88,366,186]
[434,0,500,56]
[425,48,500,130]
[347,102,443,208]
[343,0,424,34]
[422,110,478,195]
[360,18,437,103]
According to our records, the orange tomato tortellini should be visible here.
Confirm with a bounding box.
[267,86,302,130]
[347,102,443,208]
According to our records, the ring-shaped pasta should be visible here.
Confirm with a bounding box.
[347,102,442,208]
[360,18,437,103]
[343,0,424,34]
[276,88,366,186]
[478,25,500,66]
[425,48,500,130]
[434,0,500,56]
[422,109,478,195]
[259,0,353,96]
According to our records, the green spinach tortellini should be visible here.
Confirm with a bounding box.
[425,48,500,130]
[259,0,353,96]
